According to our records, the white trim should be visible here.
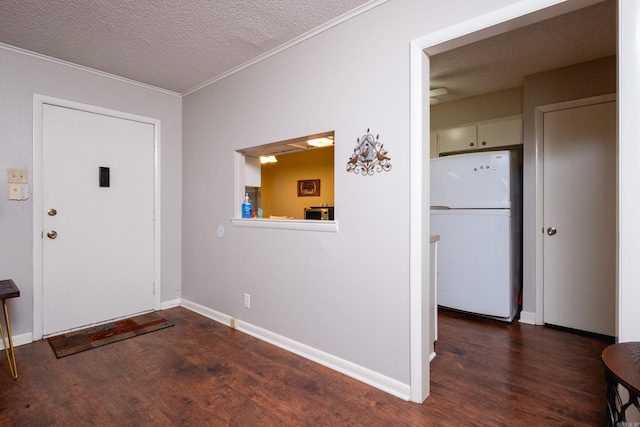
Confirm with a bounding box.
[160,298,181,310]
[11,333,33,347]
[408,40,429,403]
[533,93,616,327]
[32,98,44,340]
[182,0,390,96]
[231,218,338,233]
[32,95,162,340]
[535,93,616,113]
[7,333,31,348]
[518,311,536,325]
[535,104,545,325]
[618,0,640,342]
[180,299,410,400]
[180,299,231,326]
[0,43,180,98]
[234,151,245,219]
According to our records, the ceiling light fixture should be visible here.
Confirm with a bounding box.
[260,155,277,164]
[429,87,448,105]
[307,137,334,148]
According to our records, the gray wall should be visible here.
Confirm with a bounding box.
[181,0,522,392]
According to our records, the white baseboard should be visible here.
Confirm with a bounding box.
[11,332,33,347]
[160,298,181,310]
[180,298,411,401]
[518,311,537,325]
[180,299,232,325]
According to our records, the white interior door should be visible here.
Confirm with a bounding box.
[543,100,616,336]
[42,104,155,336]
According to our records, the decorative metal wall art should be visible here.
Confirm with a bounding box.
[346,129,392,176]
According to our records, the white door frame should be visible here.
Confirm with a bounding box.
[533,93,617,327]
[408,0,598,403]
[32,95,162,341]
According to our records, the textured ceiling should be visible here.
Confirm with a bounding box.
[0,0,374,94]
[430,0,616,103]
[0,1,617,100]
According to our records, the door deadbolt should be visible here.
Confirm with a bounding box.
[47,230,58,239]
[547,227,557,236]
[47,208,57,216]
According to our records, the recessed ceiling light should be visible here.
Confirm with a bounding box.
[429,88,448,105]
[260,155,277,163]
[307,137,334,147]
[429,87,448,97]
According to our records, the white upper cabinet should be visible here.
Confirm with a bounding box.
[437,116,523,155]
[477,116,523,149]
[438,125,477,153]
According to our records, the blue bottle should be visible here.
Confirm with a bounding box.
[242,193,252,218]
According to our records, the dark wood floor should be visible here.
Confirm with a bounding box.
[0,307,612,426]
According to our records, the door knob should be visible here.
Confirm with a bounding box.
[47,230,58,239]
[47,208,57,216]
[547,227,557,236]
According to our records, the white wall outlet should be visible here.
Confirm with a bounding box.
[244,293,250,308]
[7,169,28,184]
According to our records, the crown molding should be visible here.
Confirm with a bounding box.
[0,42,181,97]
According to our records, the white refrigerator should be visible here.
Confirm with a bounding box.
[430,150,521,321]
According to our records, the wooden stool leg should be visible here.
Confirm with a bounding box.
[0,299,17,379]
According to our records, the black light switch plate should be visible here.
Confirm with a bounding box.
[99,166,110,188]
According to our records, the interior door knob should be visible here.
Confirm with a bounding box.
[47,208,57,216]
[547,227,557,236]
[47,230,58,239]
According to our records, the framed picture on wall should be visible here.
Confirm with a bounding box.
[297,179,320,197]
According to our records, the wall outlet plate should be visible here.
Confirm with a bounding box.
[244,293,250,308]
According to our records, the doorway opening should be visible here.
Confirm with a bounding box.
[409,0,617,403]
[426,0,615,325]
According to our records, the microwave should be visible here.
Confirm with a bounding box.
[304,206,334,220]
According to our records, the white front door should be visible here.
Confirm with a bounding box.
[542,100,616,336]
[42,104,155,336]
